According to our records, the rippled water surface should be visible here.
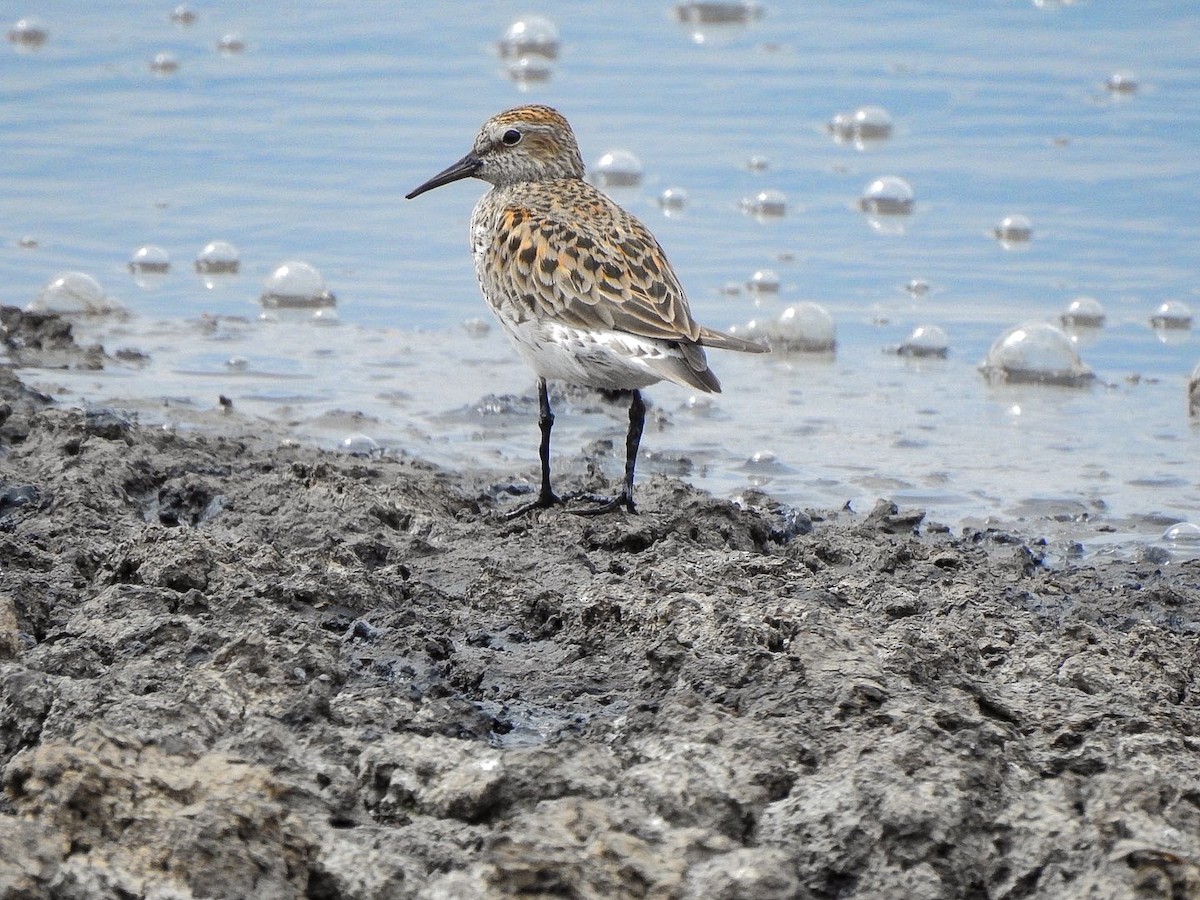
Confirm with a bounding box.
[3,2,1199,558]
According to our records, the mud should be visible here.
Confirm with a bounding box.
[1,307,1198,899]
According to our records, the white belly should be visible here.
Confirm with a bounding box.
[498,317,667,391]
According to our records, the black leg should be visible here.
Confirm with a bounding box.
[617,390,644,511]
[504,377,562,519]
[573,389,643,516]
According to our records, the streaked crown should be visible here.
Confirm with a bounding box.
[471,104,585,186]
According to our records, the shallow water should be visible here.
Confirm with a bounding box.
[3,2,1199,558]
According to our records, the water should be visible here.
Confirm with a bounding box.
[3,2,1198,558]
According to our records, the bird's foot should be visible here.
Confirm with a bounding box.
[565,490,637,516]
[502,488,562,520]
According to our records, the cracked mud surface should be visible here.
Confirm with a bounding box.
[1,307,1198,899]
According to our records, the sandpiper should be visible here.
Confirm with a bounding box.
[407,104,766,517]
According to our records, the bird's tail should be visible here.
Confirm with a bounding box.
[697,325,769,354]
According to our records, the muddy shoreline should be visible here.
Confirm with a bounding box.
[1,307,1198,899]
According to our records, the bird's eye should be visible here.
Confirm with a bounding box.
[501,128,522,146]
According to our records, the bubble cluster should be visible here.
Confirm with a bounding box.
[260,261,336,309]
[592,149,644,189]
[981,321,1094,387]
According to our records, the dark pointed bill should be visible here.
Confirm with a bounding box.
[405,153,482,199]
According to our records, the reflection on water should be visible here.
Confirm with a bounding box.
[2,1,1198,557]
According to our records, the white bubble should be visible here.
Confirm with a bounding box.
[981,321,1094,386]
[498,14,560,59]
[170,4,197,25]
[898,324,949,358]
[463,316,490,337]
[260,261,336,309]
[675,0,763,24]
[852,106,893,138]
[341,433,379,455]
[1106,72,1138,95]
[1162,522,1200,543]
[859,176,913,215]
[225,356,249,371]
[1060,296,1105,328]
[745,155,770,172]
[150,52,179,75]
[829,105,893,147]
[194,240,240,273]
[29,272,121,316]
[129,245,170,289]
[741,449,795,481]
[746,269,781,295]
[674,1,763,45]
[742,189,787,219]
[1149,300,1192,330]
[658,187,689,213]
[592,149,643,188]
[504,56,552,88]
[767,302,836,353]
[129,245,170,274]
[727,318,767,342]
[994,214,1033,245]
[217,32,246,54]
[7,16,48,48]
[904,279,931,297]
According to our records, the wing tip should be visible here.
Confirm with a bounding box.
[698,327,771,354]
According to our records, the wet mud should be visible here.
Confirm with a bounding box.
[1,307,1198,899]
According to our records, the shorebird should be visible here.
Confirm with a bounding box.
[407,104,766,517]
